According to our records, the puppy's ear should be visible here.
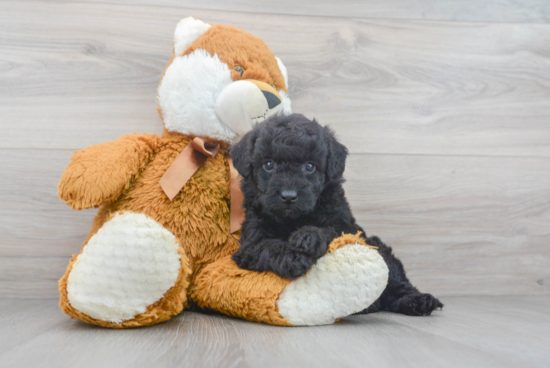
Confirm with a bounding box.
[323,125,348,181]
[229,130,257,179]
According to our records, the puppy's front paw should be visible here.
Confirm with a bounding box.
[276,227,330,279]
[288,226,328,259]
[277,253,316,279]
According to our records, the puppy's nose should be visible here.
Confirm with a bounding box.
[280,190,298,204]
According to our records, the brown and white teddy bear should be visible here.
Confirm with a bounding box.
[57,17,389,328]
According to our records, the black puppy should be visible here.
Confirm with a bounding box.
[230,113,443,316]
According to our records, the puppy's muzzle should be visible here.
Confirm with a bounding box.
[215,79,284,137]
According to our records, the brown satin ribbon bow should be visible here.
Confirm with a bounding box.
[159,137,245,233]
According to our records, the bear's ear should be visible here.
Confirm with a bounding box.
[323,125,348,181]
[174,17,211,56]
[275,57,289,89]
[275,57,292,114]
[229,130,258,179]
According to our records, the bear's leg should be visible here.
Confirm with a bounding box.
[192,233,388,326]
[59,212,191,328]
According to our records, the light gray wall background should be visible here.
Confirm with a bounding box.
[1,0,549,298]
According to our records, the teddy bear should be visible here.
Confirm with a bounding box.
[57,17,389,328]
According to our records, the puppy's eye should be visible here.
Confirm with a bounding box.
[234,66,245,76]
[263,160,275,172]
[304,163,315,173]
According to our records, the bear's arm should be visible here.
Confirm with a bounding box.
[58,133,159,210]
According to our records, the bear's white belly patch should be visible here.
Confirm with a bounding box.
[67,212,181,323]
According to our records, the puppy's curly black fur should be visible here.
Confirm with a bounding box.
[230,113,443,316]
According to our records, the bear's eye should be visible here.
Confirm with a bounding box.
[234,66,245,77]
[270,84,275,89]
[263,160,275,172]
[304,163,315,173]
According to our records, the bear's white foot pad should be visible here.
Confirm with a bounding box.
[276,244,389,326]
[67,212,181,323]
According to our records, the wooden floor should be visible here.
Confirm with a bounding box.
[0,296,548,368]
[1,1,550,367]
